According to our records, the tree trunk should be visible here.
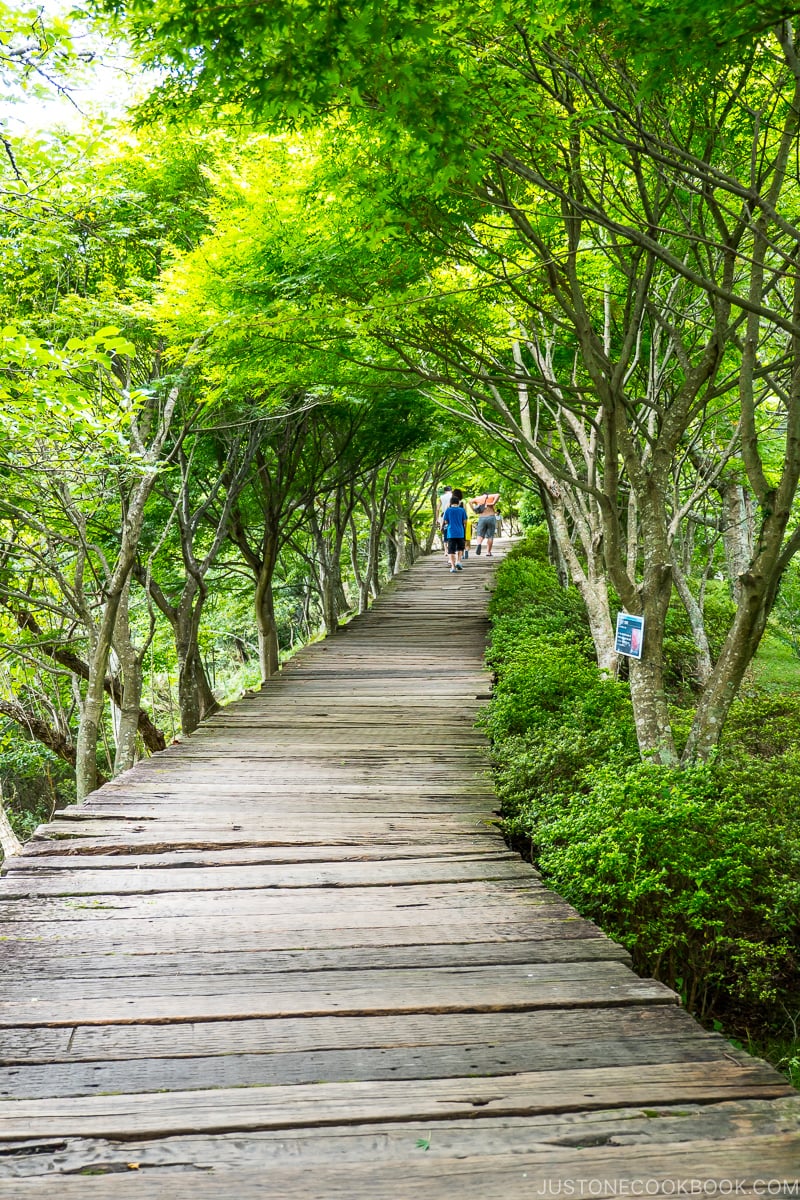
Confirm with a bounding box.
[74,373,184,798]
[547,489,617,673]
[721,480,754,602]
[538,484,570,588]
[255,562,280,681]
[75,594,123,800]
[348,516,371,614]
[112,582,144,774]
[335,577,350,616]
[681,559,783,763]
[0,782,22,859]
[425,483,440,553]
[358,467,393,600]
[367,516,383,599]
[176,653,201,736]
[174,599,219,736]
[629,557,678,766]
[319,567,339,636]
[391,519,407,573]
[671,556,713,686]
[113,661,143,774]
[309,503,349,636]
[628,656,678,765]
[579,577,617,675]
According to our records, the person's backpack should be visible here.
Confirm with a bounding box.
[474,503,486,514]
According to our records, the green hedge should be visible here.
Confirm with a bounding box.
[487,533,800,1032]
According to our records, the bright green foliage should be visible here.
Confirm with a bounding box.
[97,0,797,138]
[589,0,796,77]
[529,762,797,1022]
[155,133,438,402]
[486,536,639,802]
[772,559,800,660]
[0,729,72,837]
[0,323,136,454]
[96,0,800,773]
[1,2,85,98]
[0,127,219,328]
[488,536,800,1034]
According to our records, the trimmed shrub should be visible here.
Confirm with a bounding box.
[486,539,800,1036]
[525,761,798,1023]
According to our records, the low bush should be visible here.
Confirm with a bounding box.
[487,536,800,1038]
[511,761,798,1024]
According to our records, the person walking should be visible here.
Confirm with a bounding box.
[437,484,453,558]
[443,489,468,573]
[470,492,500,556]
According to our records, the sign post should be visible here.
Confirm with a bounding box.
[615,612,645,660]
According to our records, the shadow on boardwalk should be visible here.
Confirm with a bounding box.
[0,546,798,1197]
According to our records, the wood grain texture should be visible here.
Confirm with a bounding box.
[0,546,795,1190]
[3,1099,800,1182]
[0,938,631,984]
[0,1062,791,1140]
[0,1003,697,1065]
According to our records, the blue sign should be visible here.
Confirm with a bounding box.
[615,612,644,659]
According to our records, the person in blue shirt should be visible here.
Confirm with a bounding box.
[443,489,468,573]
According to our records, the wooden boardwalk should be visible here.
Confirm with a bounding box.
[0,548,798,1197]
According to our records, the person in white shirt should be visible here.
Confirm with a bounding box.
[437,485,453,556]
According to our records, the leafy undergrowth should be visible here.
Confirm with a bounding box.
[485,532,800,1077]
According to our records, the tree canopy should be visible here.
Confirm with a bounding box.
[2,0,800,822]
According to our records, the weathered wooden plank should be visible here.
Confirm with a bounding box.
[0,883,563,926]
[0,858,537,898]
[49,772,491,794]
[4,1137,799,1198]
[0,1063,790,1141]
[196,719,488,731]
[131,736,491,750]
[0,1033,753,1099]
[110,782,484,801]
[0,959,657,1002]
[111,753,489,768]
[0,916,645,954]
[0,939,630,984]
[0,1004,702,1066]
[24,831,500,855]
[3,1098,799,1179]
[72,804,492,818]
[22,826,500,855]
[202,700,485,710]
[44,797,496,815]
[0,842,511,874]
[31,815,497,839]
[61,773,495,792]
[87,777,497,790]
[0,961,677,1025]
[0,881,564,922]
[0,912,602,959]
